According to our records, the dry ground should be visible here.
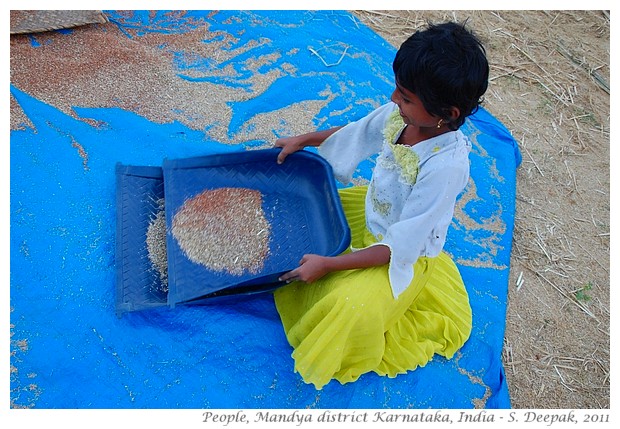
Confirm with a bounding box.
[354,10,610,409]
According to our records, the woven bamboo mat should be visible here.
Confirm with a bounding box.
[10,10,108,35]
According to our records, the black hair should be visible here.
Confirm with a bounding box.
[392,20,489,130]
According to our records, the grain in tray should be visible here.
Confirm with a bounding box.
[171,187,271,275]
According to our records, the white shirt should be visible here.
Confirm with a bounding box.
[318,102,471,298]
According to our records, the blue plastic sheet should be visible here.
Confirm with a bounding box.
[10,10,520,409]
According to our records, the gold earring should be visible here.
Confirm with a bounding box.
[436,119,443,129]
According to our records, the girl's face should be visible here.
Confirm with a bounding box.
[390,82,439,129]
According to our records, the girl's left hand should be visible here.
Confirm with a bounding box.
[279,254,331,283]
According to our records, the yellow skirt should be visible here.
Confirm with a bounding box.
[273,186,472,390]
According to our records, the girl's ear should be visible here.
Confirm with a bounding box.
[447,106,461,121]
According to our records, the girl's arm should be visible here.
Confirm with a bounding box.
[275,127,343,164]
[278,244,391,283]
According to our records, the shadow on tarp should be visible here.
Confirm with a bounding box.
[10,10,518,408]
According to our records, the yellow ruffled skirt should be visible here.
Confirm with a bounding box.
[273,186,472,390]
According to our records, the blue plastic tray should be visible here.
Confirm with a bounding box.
[163,148,351,307]
[115,164,168,317]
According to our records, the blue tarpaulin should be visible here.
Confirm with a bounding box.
[10,10,520,409]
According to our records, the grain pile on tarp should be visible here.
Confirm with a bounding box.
[10,10,519,408]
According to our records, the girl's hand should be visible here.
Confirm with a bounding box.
[278,245,391,284]
[274,126,343,164]
[275,136,305,164]
[279,254,332,283]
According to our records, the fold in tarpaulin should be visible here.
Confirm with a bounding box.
[9,10,109,34]
[10,10,520,408]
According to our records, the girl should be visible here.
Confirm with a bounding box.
[273,21,489,390]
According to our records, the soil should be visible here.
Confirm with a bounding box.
[9,10,610,409]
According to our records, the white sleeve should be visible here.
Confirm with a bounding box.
[318,103,397,184]
[381,161,469,297]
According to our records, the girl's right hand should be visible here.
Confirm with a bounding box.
[275,136,305,164]
[274,126,343,164]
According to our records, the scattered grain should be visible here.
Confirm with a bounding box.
[145,198,168,293]
[9,14,322,145]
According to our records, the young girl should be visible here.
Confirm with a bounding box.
[273,21,489,390]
